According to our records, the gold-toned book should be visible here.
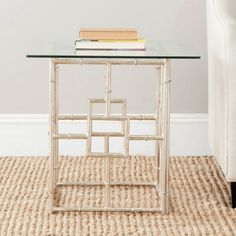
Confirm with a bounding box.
[79,28,138,40]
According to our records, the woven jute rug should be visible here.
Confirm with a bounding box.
[0,156,236,235]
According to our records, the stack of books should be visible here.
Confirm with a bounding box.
[75,28,145,51]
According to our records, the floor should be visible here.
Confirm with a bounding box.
[0,156,235,235]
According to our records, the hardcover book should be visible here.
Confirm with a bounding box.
[79,28,138,40]
[75,39,145,50]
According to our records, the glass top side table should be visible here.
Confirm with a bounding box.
[27,40,200,214]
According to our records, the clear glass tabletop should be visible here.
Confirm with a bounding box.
[26,40,200,59]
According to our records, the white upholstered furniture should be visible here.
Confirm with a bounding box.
[206,0,236,207]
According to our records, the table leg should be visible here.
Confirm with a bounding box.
[105,63,112,116]
[49,59,57,213]
[55,64,59,188]
[160,59,171,214]
[105,136,110,208]
[155,65,162,188]
[105,62,112,208]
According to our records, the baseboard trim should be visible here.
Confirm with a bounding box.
[0,114,211,156]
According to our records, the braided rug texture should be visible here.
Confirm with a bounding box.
[0,156,236,235]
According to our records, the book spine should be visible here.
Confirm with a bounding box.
[75,41,145,50]
[80,31,138,40]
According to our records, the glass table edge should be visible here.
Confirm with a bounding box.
[26,55,201,59]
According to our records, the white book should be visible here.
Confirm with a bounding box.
[75,40,145,50]
[75,49,146,57]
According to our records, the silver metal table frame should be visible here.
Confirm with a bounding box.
[49,58,171,214]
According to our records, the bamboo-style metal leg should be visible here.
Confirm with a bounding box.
[104,63,111,208]
[125,118,130,158]
[86,116,92,156]
[155,66,162,188]
[49,59,57,213]
[55,64,59,188]
[105,63,112,117]
[160,59,171,214]
[104,136,110,208]
[122,100,127,157]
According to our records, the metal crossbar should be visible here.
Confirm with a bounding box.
[49,58,171,214]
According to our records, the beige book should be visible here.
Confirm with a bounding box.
[80,28,138,40]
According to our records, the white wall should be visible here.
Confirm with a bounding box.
[0,114,210,156]
[0,0,208,114]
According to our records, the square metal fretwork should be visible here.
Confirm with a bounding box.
[49,59,171,214]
